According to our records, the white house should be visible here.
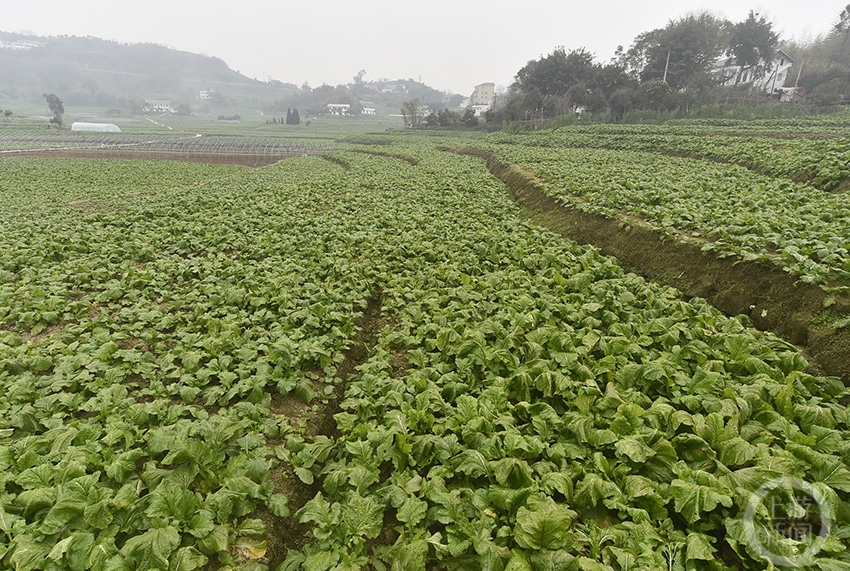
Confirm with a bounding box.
[378,81,408,94]
[712,50,794,95]
[143,99,173,113]
[0,39,41,51]
[470,104,491,117]
[359,101,376,115]
[327,104,351,116]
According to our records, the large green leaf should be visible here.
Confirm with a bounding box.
[614,437,656,463]
[120,526,181,571]
[343,493,384,539]
[670,480,733,523]
[514,497,577,550]
[168,547,207,571]
[397,497,428,526]
[9,536,52,571]
[299,493,341,531]
[0,504,20,532]
[717,436,756,467]
[685,532,715,562]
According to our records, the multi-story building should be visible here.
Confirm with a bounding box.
[470,82,496,106]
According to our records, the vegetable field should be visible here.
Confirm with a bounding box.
[2,129,850,571]
[480,128,850,289]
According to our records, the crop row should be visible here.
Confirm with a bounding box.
[486,125,850,191]
[0,156,380,570]
[476,140,850,289]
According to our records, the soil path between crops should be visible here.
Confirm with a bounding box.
[260,292,384,567]
[454,148,850,384]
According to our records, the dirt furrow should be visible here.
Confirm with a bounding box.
[261,292,385,567]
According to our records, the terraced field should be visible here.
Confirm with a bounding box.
[467,122,850,383]
[1,125,850,570]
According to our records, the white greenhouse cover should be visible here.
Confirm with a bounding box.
[71,122,121,132]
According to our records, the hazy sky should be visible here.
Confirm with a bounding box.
[3,1,842,94]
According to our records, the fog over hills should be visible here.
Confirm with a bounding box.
[0,32,457,118]
[0,32,260,107]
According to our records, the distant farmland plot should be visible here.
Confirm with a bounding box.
[0,131,334,166]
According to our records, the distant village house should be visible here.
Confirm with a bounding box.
[359,101,376,115]
[712,50,794,96]
[0,39,42,51]
[470,105,492,117]
[379,81,408,95]
[327,104,351,116]
[143,99,174,113]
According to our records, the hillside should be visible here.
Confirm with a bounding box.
[0,32,459,121]
[0,32,262,109]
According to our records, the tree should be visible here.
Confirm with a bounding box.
[400,99,424,127]
[513,47,597,97]
[640,79,673,116]
[347,101,364,116]
[509,47,634,120]
[285,108,302,125]
[623,12,729,91]
[565,82,590,112]
[462,108,478,127]
[781,9,850,106]
[43,93,64,127]
[608,87,638,120]
[436,107,460,126]
[511,48,582,120]
[728,11,780,80]
[836,3,850,54]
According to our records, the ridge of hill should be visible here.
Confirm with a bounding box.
[0,32,262,108]
[0,32,458,119]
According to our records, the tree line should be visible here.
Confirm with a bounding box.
[492,7,850,123]
[784,3,850,106]
[266,109,301,125]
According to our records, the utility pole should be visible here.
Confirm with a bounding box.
[662,48,671,83]
[794,58,804,88]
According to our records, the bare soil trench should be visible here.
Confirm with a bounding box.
[455,148,850,384]
[260,293,384,567]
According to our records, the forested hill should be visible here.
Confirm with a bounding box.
[0,32,258,107]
